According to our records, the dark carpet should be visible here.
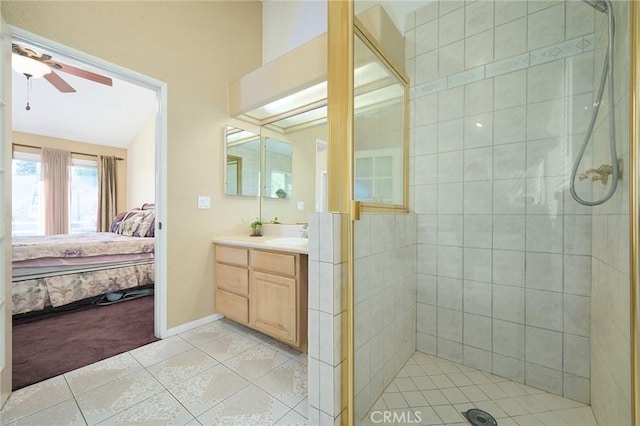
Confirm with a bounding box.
[13,295,157,390]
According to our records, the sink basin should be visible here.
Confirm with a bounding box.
[267,237,309,245]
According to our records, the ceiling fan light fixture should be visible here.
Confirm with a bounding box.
[12,53,51,78]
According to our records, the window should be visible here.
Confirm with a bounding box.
[12,153,42,236]
[70,159,98,233]
[11,152,99,235]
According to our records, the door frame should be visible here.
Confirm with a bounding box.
[8,27,169,338]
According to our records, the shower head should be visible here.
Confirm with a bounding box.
[583,0,608,13]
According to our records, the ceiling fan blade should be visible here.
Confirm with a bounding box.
[44,71,76,93]
[54,62,113,87]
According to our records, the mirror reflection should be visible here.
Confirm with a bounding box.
[261,117,326,224]
[263,137,293,199]
[225,125,260,196]
[354,34,405,206]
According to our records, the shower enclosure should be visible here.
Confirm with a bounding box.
[341,0,634,424]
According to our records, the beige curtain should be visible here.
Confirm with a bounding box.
[97,155,118,232]
[42,148,70,235]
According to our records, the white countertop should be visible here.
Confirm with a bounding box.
[213,235,309,254]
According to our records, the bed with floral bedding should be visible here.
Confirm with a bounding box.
[12,206,155,316]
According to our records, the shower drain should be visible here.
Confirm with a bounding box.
[463,408,498,426]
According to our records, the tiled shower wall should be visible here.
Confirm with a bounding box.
[406,0,596,402]
[590,1,631,425]
[353,213,417,422]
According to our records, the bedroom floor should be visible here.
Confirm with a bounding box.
[0,319,308,425]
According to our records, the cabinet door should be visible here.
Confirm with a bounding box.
[250,271,297,344]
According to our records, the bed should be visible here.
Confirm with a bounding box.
[12,206,155,316]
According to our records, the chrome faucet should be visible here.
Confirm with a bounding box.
[300,223,308,239]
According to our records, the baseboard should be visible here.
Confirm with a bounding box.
[163,312,224,337]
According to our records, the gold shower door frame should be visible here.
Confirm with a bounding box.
[327,0,410,424]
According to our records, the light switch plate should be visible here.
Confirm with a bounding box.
[197,195,211,210]
[297,201,304,211]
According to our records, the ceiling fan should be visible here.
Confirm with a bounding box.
[12,43,113,93]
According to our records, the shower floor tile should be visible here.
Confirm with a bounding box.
[362,351,597,426]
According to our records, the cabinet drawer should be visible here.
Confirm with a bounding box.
[216,245,248,266]
[251,250,296,276]
[216,263,249,296]
[216,289,248,324]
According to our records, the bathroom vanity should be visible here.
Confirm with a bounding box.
[213,237,308,352]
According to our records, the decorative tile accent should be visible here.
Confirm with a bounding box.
[0,375,73,424]
[168,364,249,417]
[96,390,195,425]
[415,34,595,95]
[197,385,290,425]
[146,347,219,387]
[447,66,485,89]
[75,369,164,425]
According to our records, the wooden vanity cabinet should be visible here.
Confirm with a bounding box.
[214,244,308,351]
[215,246,250,325]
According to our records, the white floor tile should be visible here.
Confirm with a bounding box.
[196,384,290,425]
[146,348,218,388]
[129,336,194,367]
[76,369,164,425]
[7,399,85,426]
[167,364,248,417]
[96,390,195,425]
[65,352,143,396]
[0,376,73,424]
[273,409,309,425]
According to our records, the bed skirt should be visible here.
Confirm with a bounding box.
[12,262,154,315]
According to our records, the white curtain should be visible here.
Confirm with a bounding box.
[97,155,118,232]
[41,148,70,235]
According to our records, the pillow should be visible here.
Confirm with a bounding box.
[110,211,131,233]
[114,209,155,237]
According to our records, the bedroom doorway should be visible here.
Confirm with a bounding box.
[4,26,168,395]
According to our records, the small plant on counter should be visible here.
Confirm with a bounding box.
[250,218,263,237]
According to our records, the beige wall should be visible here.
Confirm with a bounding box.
[127,112,155,210]
[2,1,263,328]
[12,131,127,213]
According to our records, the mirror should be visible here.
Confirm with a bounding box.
[261,113,326,224]
[225,125,260,196]
[263,137,293,199]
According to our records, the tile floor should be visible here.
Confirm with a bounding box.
[360,352,598,426]
[0,319,308,425]
[2,317,598,426]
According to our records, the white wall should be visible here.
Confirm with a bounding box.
[262,0,326,64]
[408,0,596,402]
[590,1,632,424]
[127,112,155,210]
